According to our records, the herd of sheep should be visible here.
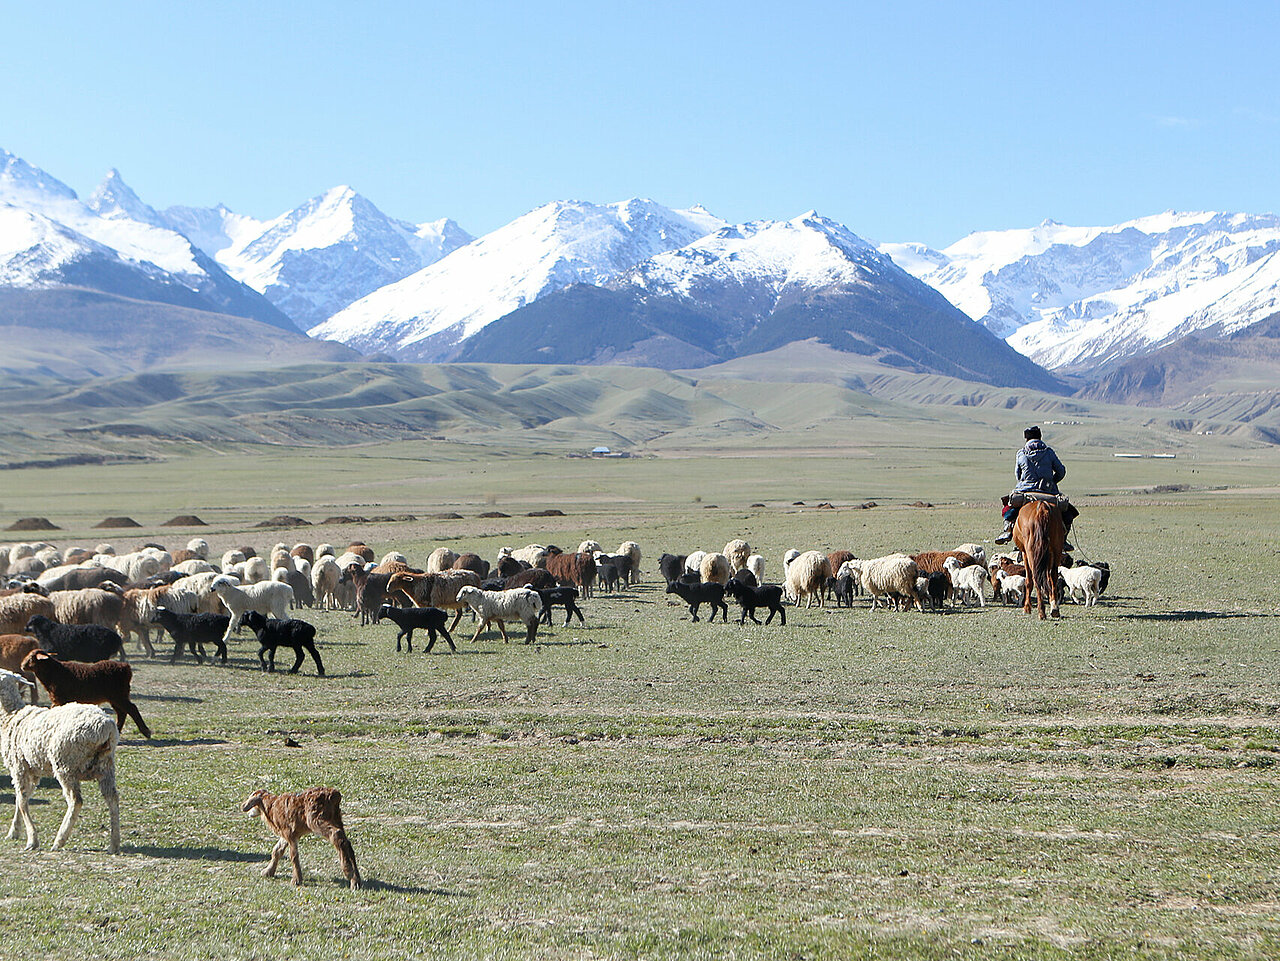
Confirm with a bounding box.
[0,530,1110,861]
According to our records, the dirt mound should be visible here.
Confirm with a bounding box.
[526,509,565,517]
[160,514,207,527]
[6,517,59,531]
[93,516,142,528]
[478,511,510,518]
[370,514,417,523]
[431,512,464,520]
[253,515,312,529]
[322,516,368,525]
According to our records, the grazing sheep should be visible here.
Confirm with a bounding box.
[0,634,41,704]
[376,604,455,653]
[733,568,758,588]
[239,556,271,584]
[149,608,230,664]
[997,571,1028,606]
[845,555,923,612]
[723,580,786,626]
[291,544,315,565]
[510,545,548,568]
[315,544,336,559]
[387,571,482,631]
[505,568,557,591]
[827,550,856,580]
[455,586,543,644]
[658,554,687,587]
[186,538,210,560]
[221,549,247,572]
[241,611,324,675]
[0,593,57,636]
[347,544,374,563]
[494,553,528,579]
[113,588,161,658]
[50,588,125,633]
[209,575,293,642]
[311,556,342,611]
[922,572,950,610]
[451,553,490,578]
[1058,565,1104,606]
[0,668,121,853]
[910,551,979,575]
[784,551,832,608]
[723,540,751,573]
[537,587,584,627]
[596,560,620,593]
[617,542,642,585]
[545,552,598,599]
[24,615,127,662]
[22,651,151,739]
[664,580,729,623]
[339,563,393,625]
[699,552,732,587]
[171,559,216,576]
[243,787,360,889]
[425,548,459,574]
[37,566,129,593]
[577,540,603,556]
[831,574,859,608]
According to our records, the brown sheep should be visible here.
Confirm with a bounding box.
[49,588,126,630]
[347,543,375,563]
[386,570,481,631]
[22,650,152,739]
[451,553,490,578]
[290,544,315,565]
[0,634,41,704]
[544,552,598,598]
[242,787,360,889]
[0,594,56,636]
[909,550,978,575]
[504,568,556,590]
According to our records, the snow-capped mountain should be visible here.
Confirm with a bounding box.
[456,211,1064,392]
[882,211,1280,372]
[310,198,725,360]
[0,150,294,329]
[169,187,472,330]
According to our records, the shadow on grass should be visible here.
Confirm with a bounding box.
[360,878,472,897]
[133,737,229,748]
[134,692,204,703]
[124,843,263,863]
[1120,610,1280,622]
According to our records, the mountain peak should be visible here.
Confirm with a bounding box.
[0,148,80,205]
[87,168,165,227]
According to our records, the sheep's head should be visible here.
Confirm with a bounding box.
[242,789,270,814]
[0,668,35,714]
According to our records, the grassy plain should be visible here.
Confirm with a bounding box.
[1,432,1279,960]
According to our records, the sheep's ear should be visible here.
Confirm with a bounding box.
[242,791,267,813]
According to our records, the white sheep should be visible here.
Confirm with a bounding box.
[221,549,247,572]
[944,557,988,607]
[172,559,216,576]
[316,544,336,559]
[378,551,408,569]
[723,540,751,573]
[0,668,121,853]
[455,586,543,644]
[185,538,210,560]
[270,548,294,572]
[997,571,1027,606]
[240,556,271,584]
[311,556,342,611]
[846,554,922,611]
[577,540,603,557]
[784,550,831,607]
[425,548,459,574]
[745,554,765,586]
[699,552,731,586]
[510,545,547,567]
[1058,565,1103,606]
[684,551,707,577]
[954,543,987,568]
[209,575,293,642]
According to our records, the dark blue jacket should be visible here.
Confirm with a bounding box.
[1014,439,1065,494]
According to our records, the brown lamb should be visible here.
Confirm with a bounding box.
[242,787,361,889]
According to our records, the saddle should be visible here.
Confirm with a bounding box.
[1004,491,1078,525]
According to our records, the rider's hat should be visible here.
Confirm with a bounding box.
[1023,425,1042,440]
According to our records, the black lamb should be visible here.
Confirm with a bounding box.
[24,614,126,662]
[241,610,325,675]
[376,604,455,653]
[537,586,584,626]
[658,553,687,587]
[149,607,230,664]
[664,580,728,623]
[723,579,786,626]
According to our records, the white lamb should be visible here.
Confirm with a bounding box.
[0,669,120,853]
[745,554,765,586]
[1058,565,1103,606]
[997,571,1027,606]
[455,586,543,644]
[684,551,707,577]
[311,556,342,611]
[944,557,988,607]
[209,575,293,642]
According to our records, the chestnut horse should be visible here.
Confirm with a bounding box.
[1012,499,1065,619]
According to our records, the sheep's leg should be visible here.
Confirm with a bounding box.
[305,643,325,676]
[470,618,487,644]
[448,609,465,632]
[399,628,411,653]
[287,837,305,886]
[98,770,120,854]
[524,618,537,645]
[438,625,456,653]
[223,613,240,643]
[689,603,700,622]
[570,602,584,624]
[8,767,39,849]
[264,837,288,877]
[123,701,152,739]
[288,644,306,674]
[50,777,83,851]
[496,619,509,643]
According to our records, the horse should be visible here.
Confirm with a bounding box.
[1012,498,1065,619]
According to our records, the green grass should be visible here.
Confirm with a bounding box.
[2,435,1279,959]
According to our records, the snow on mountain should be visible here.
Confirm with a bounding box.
[310,198,724,360]
[883,211,1280,371]
[166,187,472,330]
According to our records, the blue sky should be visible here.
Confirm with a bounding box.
[4,1,1277,247]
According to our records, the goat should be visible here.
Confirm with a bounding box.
[243,788,360,889]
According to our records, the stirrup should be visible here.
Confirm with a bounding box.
[995,530,1013,545]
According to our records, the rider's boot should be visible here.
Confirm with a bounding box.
[994,521,1014,545]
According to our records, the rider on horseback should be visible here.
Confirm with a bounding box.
[995,426,1076,550]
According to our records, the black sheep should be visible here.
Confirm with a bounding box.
[732,568,758,588]
[149,607,230,664]
[664,580,728,623]
[830,574,857,608]
[537,586,584,627]
[925,571,950,610]
[597,561,620,593]
[658,553,686,587]
[241,610,325,676]
[723,579,786,626]
[376,604,455,653]
[24,615,126,662]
